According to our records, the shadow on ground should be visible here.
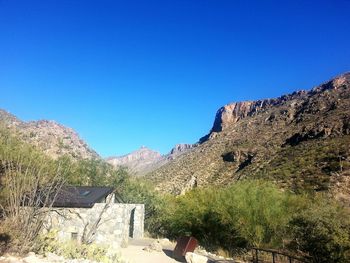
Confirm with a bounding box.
[163,249,185,262]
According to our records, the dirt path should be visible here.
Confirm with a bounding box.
[120,238,237,263]
[119,238,180,263]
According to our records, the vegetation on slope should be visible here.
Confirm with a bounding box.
[251,135,350,197]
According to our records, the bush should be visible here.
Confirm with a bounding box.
[0,128,66,253]
[288,196,350,263]
[157,180,350,261]
[36,230,125,262]
[217,180,298,248]
[166,188,248,253]
[160,180,300,254]
[117,177,169,235]
[57,156,130,187]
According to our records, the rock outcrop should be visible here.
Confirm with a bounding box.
[170,144,194,155]
[203,73,349,141]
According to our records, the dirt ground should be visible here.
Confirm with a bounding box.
[119,238,180,263]
[120,238,236,263]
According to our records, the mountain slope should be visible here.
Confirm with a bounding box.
[0,110,99,160]
[106,146,162,175]
[106,143,195,176]
[146,73,350,198]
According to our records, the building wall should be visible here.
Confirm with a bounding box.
[44,201,144,248]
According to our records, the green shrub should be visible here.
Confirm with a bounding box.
[36,230,125,263]
[217,180,295,248]
[160,180,300,253]
[157,180,350,261]
[0,128,67,253]
[288,196,350,263]
[117,177,169,235]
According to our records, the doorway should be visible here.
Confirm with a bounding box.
[129,208,135,238]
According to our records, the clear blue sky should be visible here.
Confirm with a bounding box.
[0,0,349,157]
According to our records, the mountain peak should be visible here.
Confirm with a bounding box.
[106,147,162,176]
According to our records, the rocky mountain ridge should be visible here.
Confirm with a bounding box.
[0,110,99,160]
[201,74,348,142]
[106,146,162,175]
[106,143,195,176]
[147,73,350,199]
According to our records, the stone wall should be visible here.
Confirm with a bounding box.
[44,196,144,248]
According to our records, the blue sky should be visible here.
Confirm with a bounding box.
[0,0,349,157]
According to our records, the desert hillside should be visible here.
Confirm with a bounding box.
[146,73,350,199]
[0,110,99,160]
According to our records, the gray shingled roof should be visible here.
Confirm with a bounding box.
[52,186,115,208]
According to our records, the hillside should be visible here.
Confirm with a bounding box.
[0,110,99,160]
[146,73,350,198]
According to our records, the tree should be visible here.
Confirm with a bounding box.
[0,128,66,253]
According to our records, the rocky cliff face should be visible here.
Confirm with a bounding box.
[147,73,350,200]
[167,143,196,160]
[203,74,349,140]
[0,110,99,160]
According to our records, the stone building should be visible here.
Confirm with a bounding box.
[44,186,144,248]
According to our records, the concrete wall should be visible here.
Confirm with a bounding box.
[44,196,144,248]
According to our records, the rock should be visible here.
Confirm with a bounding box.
[159,238,172,246]
[194,247,208,256]
[170,144,194,155]
[185,252,209,263]
[180,174,198,195]
[143,240,163,252]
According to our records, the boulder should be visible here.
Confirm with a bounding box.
[185,252,209,263]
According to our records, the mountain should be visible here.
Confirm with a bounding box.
[0,110,99,160]
[146,73,350,199]
[106,146,162,175]
[106,143,195,176]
